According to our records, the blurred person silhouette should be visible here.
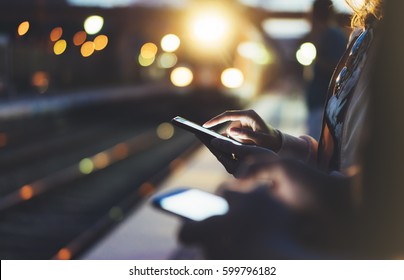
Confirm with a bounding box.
[178,0,391,259]
[305,0,348,140]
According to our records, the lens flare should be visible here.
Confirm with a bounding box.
[189,7,231,49]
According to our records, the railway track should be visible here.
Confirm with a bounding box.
[0,88,240,259]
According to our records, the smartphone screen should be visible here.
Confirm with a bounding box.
[172,116,242,146]
[152,188,229,221]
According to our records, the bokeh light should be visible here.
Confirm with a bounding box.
[296,42,317,66]
[94,35,108,51]
[56,248,72,260]
[161,34,180,52]
[84,15,104,35]
[92,152,110,169]
[19,185,34,200]
[31,71,49,93]
[221,68,244,89]
[156,123,175,140]
[138,182,155,197]
[53,39,67,55]
[170,67,193,87]
[237,42,273,65]
[138,54,155,67]
[81,41,95,57]
[73,31,87,46]
[17,21,30,36]
[112,143,129,160]
[79,158,94,174]
[0,133,7,148]
[158,53,177,69]
[50,27,63,42]
[140,42,158,59]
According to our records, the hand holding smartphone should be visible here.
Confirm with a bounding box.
[171,116,242,146]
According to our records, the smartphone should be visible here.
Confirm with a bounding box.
[152,188,229,221]
[171,116,242,146]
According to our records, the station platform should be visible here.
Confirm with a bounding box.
[81,91,307,260]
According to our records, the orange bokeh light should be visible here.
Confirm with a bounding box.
[56,248,72,260]
[112,143,129,160]
[18,21,29,36]
[50,27,63,42]
[94,35,108,51]
[73,31,87,46]
[19,185,34,200]
[81,41,95,57]
[93,152,110,169]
